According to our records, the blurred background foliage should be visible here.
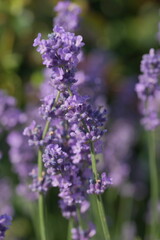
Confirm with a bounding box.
[0,0,160,239]
[0,0,160,99]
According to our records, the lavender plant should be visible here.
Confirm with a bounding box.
[135,48,160,238]
[23,2,112,240]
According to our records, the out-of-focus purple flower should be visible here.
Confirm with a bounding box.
[0,90,26,130]
[71,223,96,240]
[0,214,12,240]
[0,180,13,216]
[40,69,57,98]
[140,48,160,78]
[75,51,108,108]
[54,1,81,32]
[102,120,135,187]
[23,121,43,146]
[135,48,160,130]
[7,130,37,200]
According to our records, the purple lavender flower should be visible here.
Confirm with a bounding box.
[0,214,12,240]
[140,48,160,78]
[23,120,43,146]
[54,1,81,31]
[87,173,112,195]
[102,120,135,187]
[33,25,84,90]
[7,129,37,200]
[29,168,52,193]
[0,180,13,216]
[24,9,111,238]
[75,51,108,108]
[135,49,160,130]
[0,90,26,130]
[71,223,96,240]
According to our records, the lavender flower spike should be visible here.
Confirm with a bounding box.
[54,1,81,31]
[135,48,160,130]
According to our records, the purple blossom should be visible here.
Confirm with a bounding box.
[0,180,13,216]
[0,90,26,130]
[7,131,35,178]
[135,48,160,130]
[24,10,110,238]
[140,48,160,78]
[7,130,37,200]
[29,168,52,193]
[87,173,112,195]
[54,1,81,31]
[33,25,84,90]
[0,214,12,240]
[102,120,135,187]
[71,223,96,240]
[23,120,43,146]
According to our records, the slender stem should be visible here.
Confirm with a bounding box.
[90,141,110,240]
[37,90,61,240]
[90,141,98,180]
[42,90,61,139]
[76,207,84,229]
[38,194,46,240]
[38,149,47,240]
[67,218,73,240]
[96,195,110,240]
[147,130,159,239]
[114,195,124,240]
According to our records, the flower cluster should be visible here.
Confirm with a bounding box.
[0,90,27,167]
[135,48,160,130]
[24,2,111,239]
[7,130,37,200]
[87,173,112,195]
[0,90,26,131]
[54,1,81,31]
[33,25,84,91]
[0,214,12,240]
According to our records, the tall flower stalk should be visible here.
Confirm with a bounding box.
[24,2,112,240]
[135,48,160,239]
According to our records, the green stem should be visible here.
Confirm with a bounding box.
[67,218,73,240]
[147,130,159,239]
[38,194,46,240]
[37,90,61,240]
[90,143,110,240]
[96,195,110,240]
[76,208,83,229]
[90,141,98,180]
[38,149,47,240]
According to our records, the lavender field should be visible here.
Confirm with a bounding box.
[0,0,160,240]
